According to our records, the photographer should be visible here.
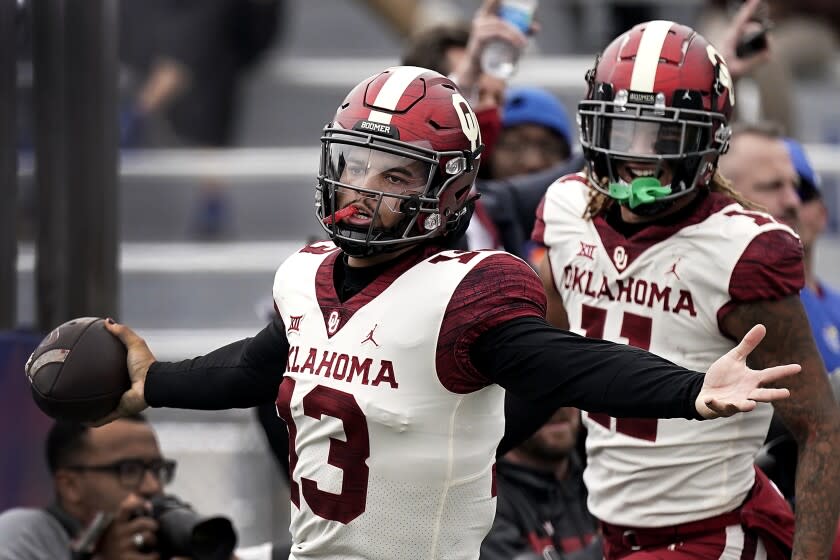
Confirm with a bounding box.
[0,415,236,560]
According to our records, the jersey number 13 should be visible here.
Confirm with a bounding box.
[277,378,370,523]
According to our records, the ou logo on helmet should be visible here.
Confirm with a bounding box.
[451,92,480,153]
[705,45,735,107]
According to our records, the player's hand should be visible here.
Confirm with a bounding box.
[94,319,155,425]
[696,324,799,419]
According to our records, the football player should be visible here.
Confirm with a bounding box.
[533,22,840,560]
[101,66,799,560]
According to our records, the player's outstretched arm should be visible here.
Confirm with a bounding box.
[695,323,799,419]
[99,316,290,420]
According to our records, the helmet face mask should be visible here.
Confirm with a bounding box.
[316,66,482,257]
[578,21,734,214]
[318,129,447,256]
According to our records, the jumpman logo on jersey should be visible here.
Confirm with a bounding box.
[361,324,380,347]
[666,258,682,280]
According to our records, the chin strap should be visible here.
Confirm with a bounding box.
[608,177,672,209]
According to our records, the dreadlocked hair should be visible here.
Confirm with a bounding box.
[710,171,763,211]
[583,170,761,220]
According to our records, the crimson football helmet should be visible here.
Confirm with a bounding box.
[317,66,483,257]
[578,21,735,214]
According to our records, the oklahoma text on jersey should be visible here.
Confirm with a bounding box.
[560,264,697,317]
[285,345,398,389]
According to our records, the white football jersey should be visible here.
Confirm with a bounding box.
[273,242,544,559]
[535,175,803,527]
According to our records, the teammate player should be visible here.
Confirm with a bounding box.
[533,22,840,560]
[101,66,798,560]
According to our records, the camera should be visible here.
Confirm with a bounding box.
[137,494,238,560]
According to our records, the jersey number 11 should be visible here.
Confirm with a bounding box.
[581,304,658,442]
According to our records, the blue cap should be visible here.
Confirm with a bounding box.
[783,138,821,200]
[502,87,572,147]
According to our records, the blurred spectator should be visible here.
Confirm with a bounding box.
[701,0,840,135]
[402,0,529,251]
[120,0,284,239]
[401,21,470,75]
[0,414,263,559]
[489,86,572,180]
[0,415,177,559]
[120,0,283,148]
[717,122,800,230]
[476,88,584,261]
[480,407,601,560]
[784,138,840,383]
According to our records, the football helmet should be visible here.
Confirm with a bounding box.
[317,66,483,257]
[578,21,734,214]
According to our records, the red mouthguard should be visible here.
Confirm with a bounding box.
[322,206,356,225]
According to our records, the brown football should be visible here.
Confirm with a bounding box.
[25,317,130,422]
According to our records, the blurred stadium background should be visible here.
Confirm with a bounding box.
[3,0,839,549]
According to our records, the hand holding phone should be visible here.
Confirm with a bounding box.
[735,26,769,59]
[719,0,772,80]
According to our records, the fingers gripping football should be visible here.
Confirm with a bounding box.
[92,319,157,425]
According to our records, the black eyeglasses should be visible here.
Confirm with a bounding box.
[66,459,177,489]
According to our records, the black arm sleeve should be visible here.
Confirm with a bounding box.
[474,317,705,456]
[144,316,289,409]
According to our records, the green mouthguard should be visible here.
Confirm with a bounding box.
[608,177,672,209]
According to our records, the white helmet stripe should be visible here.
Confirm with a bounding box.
[629,20,674,93]
[367,66,429,124]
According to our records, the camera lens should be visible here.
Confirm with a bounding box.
[152,495,237,560]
